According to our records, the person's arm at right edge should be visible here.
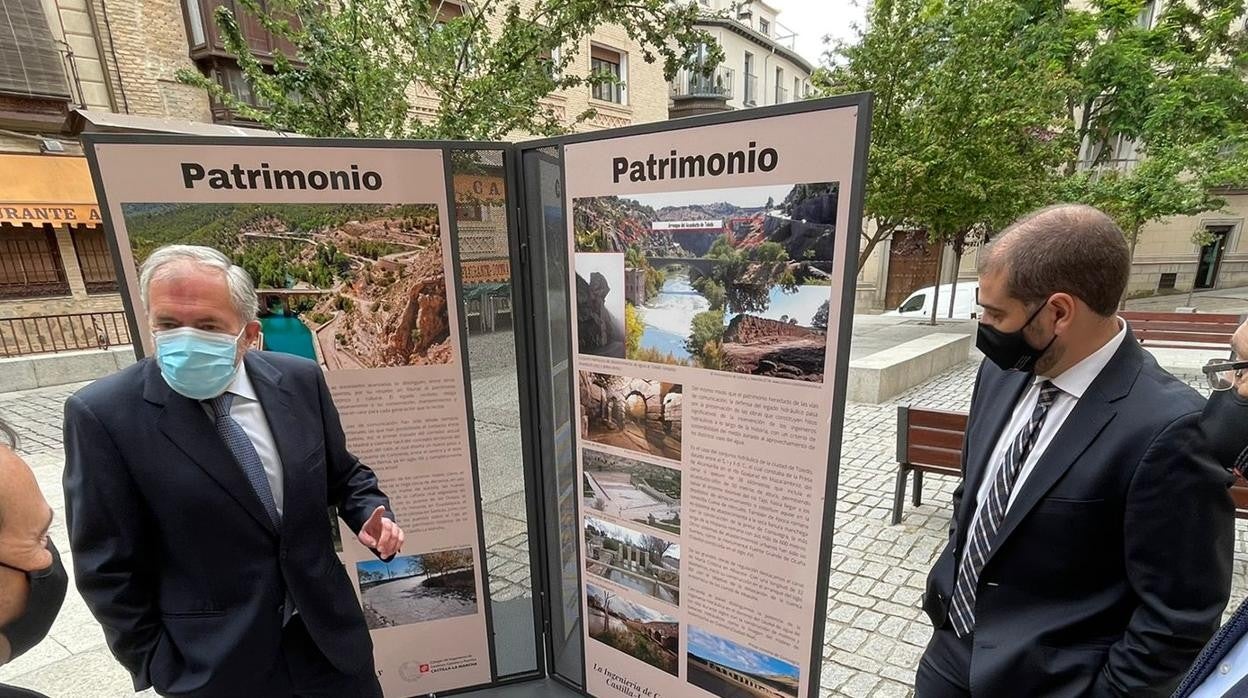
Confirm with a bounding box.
[62,395,162,691]
[1092,412,1234,697]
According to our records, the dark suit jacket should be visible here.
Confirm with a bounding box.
[63,351,390,697]
[923,335,1234,697]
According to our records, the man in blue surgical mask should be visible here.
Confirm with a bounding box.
[916,205,1233,697]
[63,244,405,698]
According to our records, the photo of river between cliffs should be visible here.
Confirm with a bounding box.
[637,270,829,362]
[573,181,838,382]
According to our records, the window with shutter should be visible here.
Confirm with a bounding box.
[0,226,70,299]
[71,227,119,294]
[0,0,71,101]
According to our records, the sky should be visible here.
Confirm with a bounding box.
[765,0,866,67]
[357,554,422,578]
[587,583,677,623]
[687,625,800,679]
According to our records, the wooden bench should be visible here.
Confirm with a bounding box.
[1120,311,1242,351]
[892,406,968,525]
[892,405,1248,524]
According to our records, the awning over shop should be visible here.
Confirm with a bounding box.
[0,153,102,228]
[69,109,290,137]
[462,282,511,301]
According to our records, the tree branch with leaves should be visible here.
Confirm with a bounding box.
[178,0,726,140]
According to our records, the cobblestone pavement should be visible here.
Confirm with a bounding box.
[2,360,1246,696]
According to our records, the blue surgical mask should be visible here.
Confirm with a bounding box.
[153,327,244,400]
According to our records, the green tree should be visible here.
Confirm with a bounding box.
[812,300,829,330]
[1036,0,1248,281]
[623,303,644,357]
[177,0,724,140]
[815,0,1071,284]
[685,309,725,368]
[693,235,795,315]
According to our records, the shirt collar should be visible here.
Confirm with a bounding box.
[1038,317,1127,399]
[224,361,258,402]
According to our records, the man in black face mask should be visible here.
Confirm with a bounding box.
[0,416,67,698]
[916,204,1233,697]
[1174,318,1248,698]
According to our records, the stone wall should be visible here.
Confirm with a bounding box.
[723,314,822,343]
[96,0,212,120]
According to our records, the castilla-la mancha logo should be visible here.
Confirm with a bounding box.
[399,661,431,682]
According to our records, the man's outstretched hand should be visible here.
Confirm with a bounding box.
[358,506,404,560]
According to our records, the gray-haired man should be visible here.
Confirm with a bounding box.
[64,244,404,697]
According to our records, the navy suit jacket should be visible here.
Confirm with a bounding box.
[923,335,1234,697]
[63,351,390,697]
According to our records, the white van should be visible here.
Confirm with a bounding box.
[886,281,981,319]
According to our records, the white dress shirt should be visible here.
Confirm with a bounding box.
[970,319,1128,521]
[1191,632,1248,697]
[200,364,286,517]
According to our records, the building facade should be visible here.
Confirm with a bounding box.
[856,0,1248,311]
[669,0,813,119]
[857,193,1248,314]
[0,0,676,355]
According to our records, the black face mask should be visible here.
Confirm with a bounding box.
[1,538,68,660]
[1200,388,1248,478]
[976,300,1059,373]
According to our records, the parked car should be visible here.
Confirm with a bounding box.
[886,281,981,319]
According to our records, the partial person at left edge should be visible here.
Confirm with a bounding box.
[0,416,68,698]
[62,245,406,698]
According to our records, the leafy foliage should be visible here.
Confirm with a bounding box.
[685,309,725,368]
[816,0,1248,277]
[624,303,644,356]
[177,0,724,140]
[692,236,795,315]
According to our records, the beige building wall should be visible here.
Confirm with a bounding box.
[39,0,114,112]
[855,192,1248,310]
[94,0,212,121]
[416,7,670,134]
[1127,192,1248,296]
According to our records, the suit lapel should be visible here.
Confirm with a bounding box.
[960,369,1030,535]
[982,334,1145,569]
[144,360,278,536]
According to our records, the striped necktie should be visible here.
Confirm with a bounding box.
[949,381,1063,638]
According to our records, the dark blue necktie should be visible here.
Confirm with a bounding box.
[1175,597,1248,697]
[207,392,280,526]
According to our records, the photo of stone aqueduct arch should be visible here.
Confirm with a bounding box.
[578,372,682,461]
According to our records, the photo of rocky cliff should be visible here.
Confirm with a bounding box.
[122,202,451,371]
[571,182,837,382]
[575,253,626,358]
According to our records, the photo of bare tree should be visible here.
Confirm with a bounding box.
[356,548,477,629]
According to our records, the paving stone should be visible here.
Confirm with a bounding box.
[4,356,1242,696]
[838,671,881,696]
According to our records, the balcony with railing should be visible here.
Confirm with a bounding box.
[0,311,131,358]
[671,66,735,100]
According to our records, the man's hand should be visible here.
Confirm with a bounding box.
[357,506,404,559]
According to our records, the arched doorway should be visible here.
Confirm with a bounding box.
[624,391,647,423]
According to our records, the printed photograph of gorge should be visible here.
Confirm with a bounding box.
[573,182,837,382]
[121,203,451,370]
